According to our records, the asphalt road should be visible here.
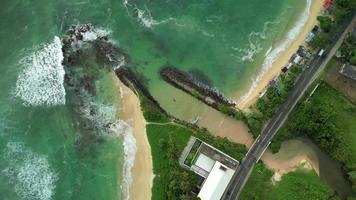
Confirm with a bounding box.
[222,16,356,200]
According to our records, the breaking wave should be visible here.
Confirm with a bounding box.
[231,20,280,62]
[238,0,311,104]
[122,0,178,28]
[82,28,112,42]
[2,142,58,200]
[263,0,311,69]
[15,36,66,106]
[76,90,136,199]
[108,120,136,200]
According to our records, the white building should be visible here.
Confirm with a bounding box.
[192,153,236,200]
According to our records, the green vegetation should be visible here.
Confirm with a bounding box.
[246,65,303,137]
[147,123,197,200]
[310,34,329,50]
[138,91,169,123]
[191,90,199,98]
[339,34,356,65]
[240,163,335,200]
[274,81,356,192]
[317,16,333,32]
[217,105,245,121]
[184,140,202,166]
[333,0,356,23]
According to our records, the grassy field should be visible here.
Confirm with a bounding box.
[146,123,194,200]
[240,163,335,200]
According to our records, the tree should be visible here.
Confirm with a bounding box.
[335,0,356,9]
[351,55,356,65]
[309,34,328,49]
[317,16,333,32]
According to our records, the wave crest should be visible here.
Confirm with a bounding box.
[108,120,137,200]
[15,36,66,107]
[2,142,58,200]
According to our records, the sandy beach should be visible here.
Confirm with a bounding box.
[114,74,154,200]
[237,0,324,110]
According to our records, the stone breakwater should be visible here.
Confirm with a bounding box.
[160,66,236,110]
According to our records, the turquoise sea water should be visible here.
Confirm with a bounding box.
[0,0,308,199]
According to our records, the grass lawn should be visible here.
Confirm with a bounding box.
[240,163,335,200]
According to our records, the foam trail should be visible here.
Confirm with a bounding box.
[15,36,66,106]
[108,120,137,200]
[232,20,280,62]
[2,142,58,200]
[238,0,311,104]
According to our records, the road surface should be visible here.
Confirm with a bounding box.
[222,16,356,200]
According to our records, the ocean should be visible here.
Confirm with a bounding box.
[0,0,308,199]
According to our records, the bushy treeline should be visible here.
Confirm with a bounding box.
[246,65,302,138]
[339,34,356,65]
[310,0,356,49]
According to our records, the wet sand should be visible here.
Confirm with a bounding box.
[114,74,154,200]
[237,0,324,110]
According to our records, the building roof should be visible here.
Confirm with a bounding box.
[305,32,315,43]
[195,153,216,173]
[324,0,332,9]
[198,161,235,200]
[340,63,356,81]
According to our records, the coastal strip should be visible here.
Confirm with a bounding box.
[237,0,324,110]
[114,74,154,200]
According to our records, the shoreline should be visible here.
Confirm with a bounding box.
[236,0,324,110]
[114,74,154,200]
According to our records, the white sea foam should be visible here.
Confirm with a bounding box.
[82,28,111,42]
[108,120,136,200]
[238,0,311,104]
[79,95,117,131]
[2,142,58,200]
[15,36,66,107]
[122,0,177,29]
[232,20,280,62]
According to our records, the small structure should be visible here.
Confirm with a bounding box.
[297,45,312,59]
[293,54,303,64]
[281,66,288,73]
[179,137,239,200]
[312,25,319,33]
[305,32,315,43]
[340,63,356,81]
[324,0,332,10]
